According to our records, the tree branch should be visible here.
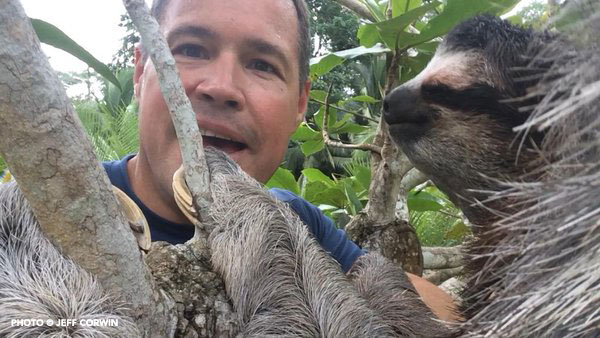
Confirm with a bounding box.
[309,98,379,123]
[122,0,213,237]
[332,0,377,22]
[400,168,428,192]
[0,0,173,334]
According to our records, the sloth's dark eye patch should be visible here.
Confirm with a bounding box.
[422,83,501,111]
[421,83,529,127]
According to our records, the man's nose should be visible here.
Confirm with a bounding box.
[190,55,244,111]
[382,85,422,125]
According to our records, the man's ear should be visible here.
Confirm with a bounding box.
[295,79,311,126]
[133,45,145,99]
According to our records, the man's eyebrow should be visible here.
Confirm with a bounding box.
[166,25,217,44]
[243,38,291,70]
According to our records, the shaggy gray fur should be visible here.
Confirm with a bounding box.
[0,182,139,337]
[348,253,452,337]
[462,2,600,336]
[384,0,599,336]
[204,148,450,337]
[0,147,449,337]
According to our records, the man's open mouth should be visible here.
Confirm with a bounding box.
[199,129,247,153]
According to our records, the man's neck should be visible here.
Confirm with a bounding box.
[127,154,191,224]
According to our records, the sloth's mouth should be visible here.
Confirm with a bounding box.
[388,107,431,124]
[386,109,434,144]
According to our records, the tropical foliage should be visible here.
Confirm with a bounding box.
[268,0,523,245]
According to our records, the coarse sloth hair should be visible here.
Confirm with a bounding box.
[384,0,599,336]
[1,1,598,337]
[0,182,140,337]
[0,147,450,337]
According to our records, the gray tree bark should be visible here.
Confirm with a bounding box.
[122,0,213,233]
[333,0,426,274]
[345,118,424,275]
[422,246,464,270]
[0,0,175,336]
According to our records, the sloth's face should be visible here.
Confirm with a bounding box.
[383,16,545,204]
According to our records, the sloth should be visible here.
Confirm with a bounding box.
[383,2,599,337]
[1,1,597,337]
[0,149,449,337]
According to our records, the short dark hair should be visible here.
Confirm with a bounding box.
[146,0,311,87]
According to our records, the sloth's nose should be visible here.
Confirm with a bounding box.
[383,85,423,126]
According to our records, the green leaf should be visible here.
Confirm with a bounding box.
[349,95,379,103]
[415,41,440,54]
[357,24,382,48]
[407,190,446,212]
[310,44,390,76]
[300,138,325,157]
[310,54,344,77]
[309,90,329,102]
[444,219,470,241]
[291,123,320,141]
[354,165,372,191]
[343,183,363,215]
[266,167,300,195]
[313,106,325,130]
[31,18,121,90]
[328,44,391,59]
[362,1,441,49]
[303,181,329,204]
[302,168,335,187]
[328,108,338,130]
[400,0,520,49]
[363,0,387,22]
[400,52,434,83]
[312,105,337,131]
[304,182,347,209]
[392,0,423,17]
[329,114,368,134]
[103,68,135,111]
[330,120,369,134]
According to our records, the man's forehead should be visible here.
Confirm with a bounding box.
[160,0,297,23]
[160,0,297,43]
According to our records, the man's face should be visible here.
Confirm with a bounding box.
[134,0,309,189]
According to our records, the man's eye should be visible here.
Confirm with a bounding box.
[249,59,277,74]
[172,44,209,59]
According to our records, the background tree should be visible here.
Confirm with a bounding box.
[270,0,523,274]
[111,12,140,70]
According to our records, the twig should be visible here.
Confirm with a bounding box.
[321,84,382,154]
[310,98,379,123]
[437,209,461,219]
[332,0,376,21]
[122,0,212,229]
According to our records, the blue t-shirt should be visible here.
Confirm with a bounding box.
[102,155,364,272]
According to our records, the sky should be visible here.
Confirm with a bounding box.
[19,0,535,75]
[20,0,151,73]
